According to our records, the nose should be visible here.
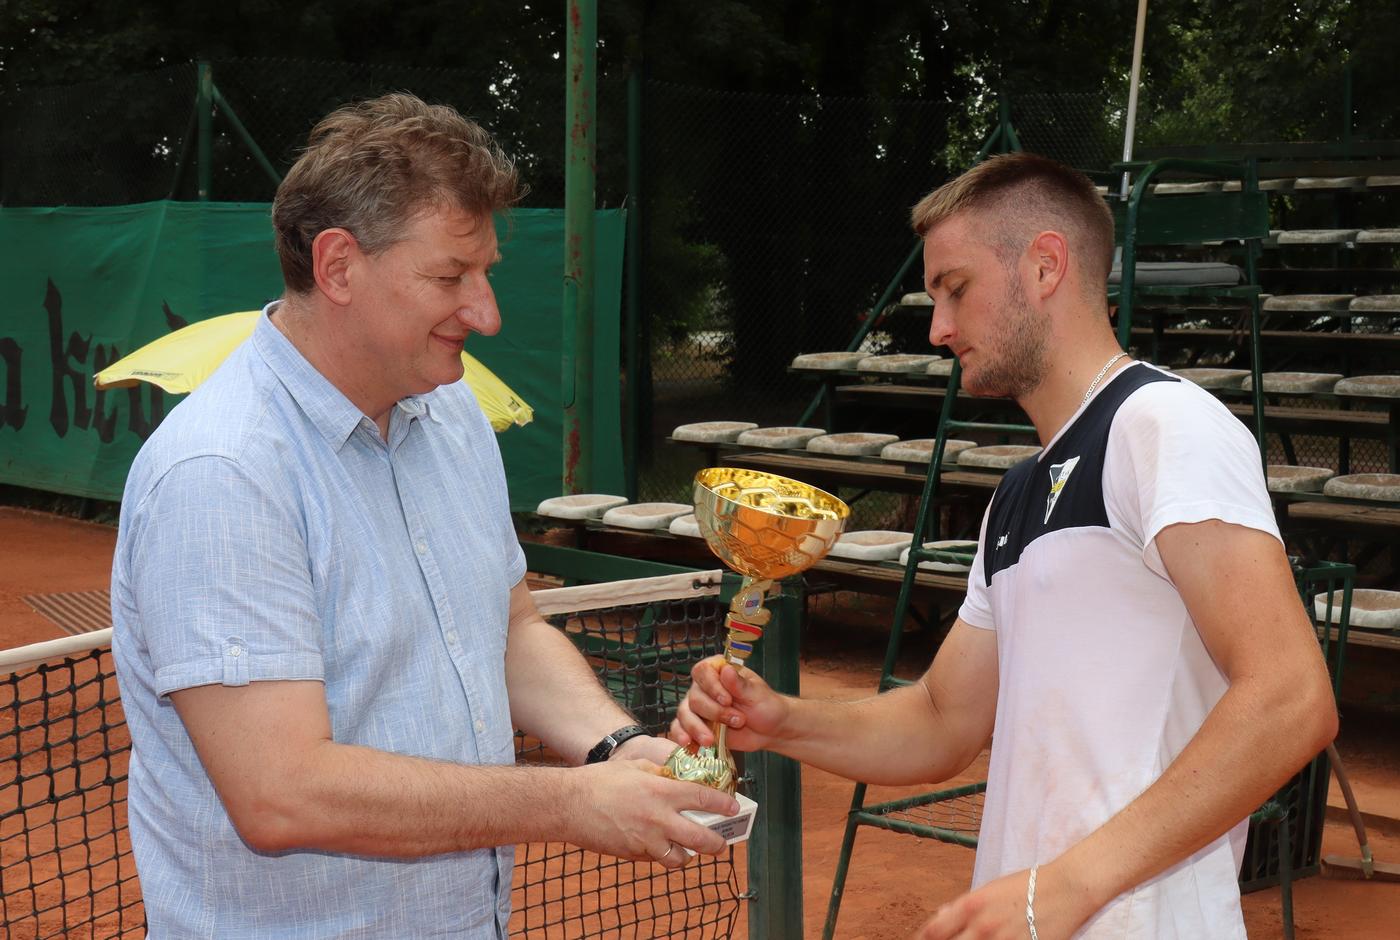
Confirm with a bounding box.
[928,301,954,350]
[457,276,502,337]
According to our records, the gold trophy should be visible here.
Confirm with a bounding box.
[662,468,849,845]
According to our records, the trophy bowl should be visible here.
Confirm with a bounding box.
[692,467,848,579]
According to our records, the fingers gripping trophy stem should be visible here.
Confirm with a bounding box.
[662,577,772,795]
[713,577,773,767]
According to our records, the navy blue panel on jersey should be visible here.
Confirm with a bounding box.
[982,364,1179,585]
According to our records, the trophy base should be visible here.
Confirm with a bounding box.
[680,792,758,856]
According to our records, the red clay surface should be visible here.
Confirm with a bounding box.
[2,506,1399,938]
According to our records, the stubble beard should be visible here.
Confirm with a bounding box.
[961,277,1048,400]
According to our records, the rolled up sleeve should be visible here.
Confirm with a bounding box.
[128,455,325,697]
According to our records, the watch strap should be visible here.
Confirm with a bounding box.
[585,724,649,764]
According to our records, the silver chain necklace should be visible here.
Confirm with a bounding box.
[1080,352,1129,408]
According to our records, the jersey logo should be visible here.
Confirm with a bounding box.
[996,534,1008,549]
[1044,455,1081,523]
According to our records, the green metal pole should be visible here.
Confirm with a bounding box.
[562,0,597,493]
[624,67,643,501]
[196,61,213,201]
[1244,159,1267,466]
[211,85,282,187]
[1000,97,1022,152]
[744,574,805,940]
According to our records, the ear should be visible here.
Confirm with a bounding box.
[1026,230,1070,301]
[310,228,356,306]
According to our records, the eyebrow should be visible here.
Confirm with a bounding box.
[443,253,504,267]
[927,266,966,291]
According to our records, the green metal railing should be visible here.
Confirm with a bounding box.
[192,60,283,200]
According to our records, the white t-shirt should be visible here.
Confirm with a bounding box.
[959,363,1279,939]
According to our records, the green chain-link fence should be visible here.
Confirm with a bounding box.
[1,64,201,206]
[0,58,627,209]
[630,85,1213,506]
[633,81,990,511]
[2,59,1393,501]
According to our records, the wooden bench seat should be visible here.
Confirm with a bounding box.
[535,521,972,604]
[826,384,1396,472]
[1320,626,1400,653]
[1127,326,1400,353]
[810,555,970,600]
[1132,143,1400,184]
[1123,304,1396,325]
[1222,401,1394,439]
[1260,269,1400,290]
[827,383,1392,438]
[1280,500,1400,539]
[830,383,1029,417]
[719,448,1004,497]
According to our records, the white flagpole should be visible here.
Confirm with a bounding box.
[1120,0,1150,200]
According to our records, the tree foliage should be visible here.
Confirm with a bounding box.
[3,1,1392,387]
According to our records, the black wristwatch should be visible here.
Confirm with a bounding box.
[585,724,649,764]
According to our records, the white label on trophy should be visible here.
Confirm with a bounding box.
[680,792,758,856]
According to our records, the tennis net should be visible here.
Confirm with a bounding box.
[1,569,744,938]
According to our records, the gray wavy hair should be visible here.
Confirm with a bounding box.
[272,92,522,293]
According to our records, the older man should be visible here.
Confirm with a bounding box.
[673,152,1337,939]
[113,93,734,938]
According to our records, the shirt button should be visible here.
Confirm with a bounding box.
[227,645,242,657]
[445,631,458,644]
[415,539,428,555]
[474,720,486,732]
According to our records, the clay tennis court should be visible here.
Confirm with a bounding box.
[3,505,1399,937]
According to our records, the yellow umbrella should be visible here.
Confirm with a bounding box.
[94,310,534,432]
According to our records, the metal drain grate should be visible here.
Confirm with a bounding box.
[22,589,113,636]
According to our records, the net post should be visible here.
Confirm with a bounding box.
[742,572,805,939]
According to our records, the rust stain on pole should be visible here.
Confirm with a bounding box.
[562,0,597,493]
[564,423,582,489]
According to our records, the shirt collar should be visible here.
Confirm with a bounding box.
[397,395,439,425]
[251,301,376,452]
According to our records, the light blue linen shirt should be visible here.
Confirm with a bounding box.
[111,304,526,938]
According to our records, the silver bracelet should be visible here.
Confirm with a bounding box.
[1026,864,1039,940]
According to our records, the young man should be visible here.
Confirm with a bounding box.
[672,152,1337,939]
[112,93,735,938]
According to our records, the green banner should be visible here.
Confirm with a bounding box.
[0,201,624,510]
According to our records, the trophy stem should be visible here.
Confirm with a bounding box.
[659,575,774,795]
[713,574,773,782]
[723,575,772,667]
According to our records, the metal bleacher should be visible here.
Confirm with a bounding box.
[662,142,1400,595]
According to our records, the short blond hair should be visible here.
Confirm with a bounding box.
[272,93,522,294]
[911,152,1114,287]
